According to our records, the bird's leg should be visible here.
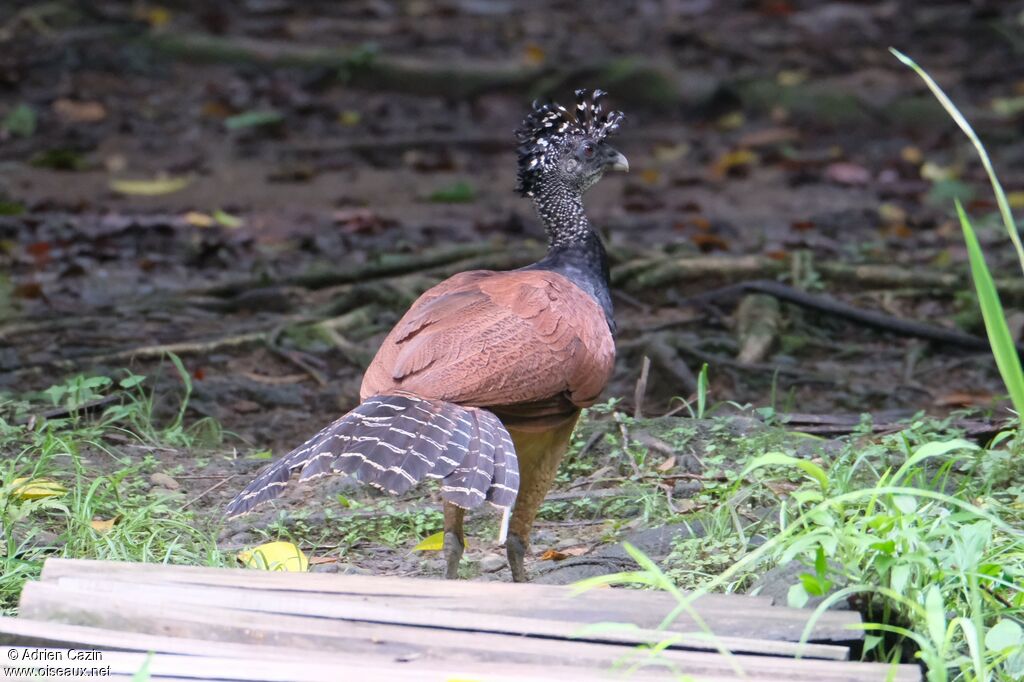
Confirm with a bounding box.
[442,502,466,580]
[506,414,580,583]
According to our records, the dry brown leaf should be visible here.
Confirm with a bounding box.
[656,456,676,472]
[640,168,661,185]
[825,162,871,185]
[539,546,589,561]
[764,480,798,497]
[307,556,337,566]
[53,99,107,123]
[736,127,799,148]
[690,233,730,252]
[934,392,995,407]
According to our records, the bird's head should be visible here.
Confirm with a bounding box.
[515,88,627,198]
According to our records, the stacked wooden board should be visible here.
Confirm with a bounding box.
[0,558,921,681]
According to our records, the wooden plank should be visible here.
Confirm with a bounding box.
[0,644,663,682]
[0,617,921,682]
[39,558,861,643]
[16,580,849,663]
[42,574,853,656]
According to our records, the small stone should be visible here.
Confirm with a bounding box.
[310,562,340,574]
[532,529,555,545]
[673,479,702,498]
[337,562,373,576]
[478,553,506,573]
[556,536,582,550]
[149,472,180,490]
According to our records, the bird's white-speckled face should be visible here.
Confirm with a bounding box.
[558,137,629,193]
[515,89,625,198]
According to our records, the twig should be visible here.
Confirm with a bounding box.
[633,356,651,419]
[192,243,502,299]
[183,475,237,510]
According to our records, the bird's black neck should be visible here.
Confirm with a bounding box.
[525,181,615,331]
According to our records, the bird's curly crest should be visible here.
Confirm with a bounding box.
[515,88,624,197]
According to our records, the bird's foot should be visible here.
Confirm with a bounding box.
[506,533,529,583]
[443,530,464,579]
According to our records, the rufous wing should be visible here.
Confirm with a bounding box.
[361,270,614,410]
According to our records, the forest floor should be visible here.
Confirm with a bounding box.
[1,3,1023,668]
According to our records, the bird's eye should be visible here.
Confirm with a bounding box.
[582,142,596,158]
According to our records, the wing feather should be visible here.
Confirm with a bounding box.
[361,270,614,411]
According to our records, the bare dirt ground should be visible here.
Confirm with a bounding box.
[2,0,1022,579]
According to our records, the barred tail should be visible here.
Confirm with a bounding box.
[225,395,519,517]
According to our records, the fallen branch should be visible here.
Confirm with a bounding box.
[689,280,994,351]
[613,254,1024,300]
[139,32,685,106]
[193,242,502,299]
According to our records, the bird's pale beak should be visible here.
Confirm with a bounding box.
[605,148,629,173]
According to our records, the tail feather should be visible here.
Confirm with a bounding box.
[439,413,495,509]
[225,394,518,517]
[486,421,519,508]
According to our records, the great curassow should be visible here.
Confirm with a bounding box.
[226,89,628,582]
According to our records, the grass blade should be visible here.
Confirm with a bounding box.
[956,201,1024,415]
[891,48,1024,276]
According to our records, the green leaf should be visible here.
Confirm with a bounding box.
[213,209,243,229]
[787,582,809,608]
[0,200,24,216]
[984,619,1023,652]
[428,181,476,203]
[741,452,829,491]
[30,148,86,171]
[3,103,36,137]
[224,110,284,130]
[814,545,828,577]
[119,374,146,389]
[956,201,1024,415]
[924,585,946,648]
[799,572,832,597]
[696,363,709,419]
[891,564,910,594]
[893,495,917,514]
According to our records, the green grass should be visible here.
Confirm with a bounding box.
[893,48,1024,418]
[573,404,1024,681]
[0,362,230,615]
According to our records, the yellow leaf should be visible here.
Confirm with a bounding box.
[777,69,807,87]
[900,146,923,165]
[338,110,361,126]
[134,5,171,28]
[523,44,546,66]
[640,168,661,185]
[238,541,309,572]
[412,531,445,551]
[710,148,758,179]
[90,516,120,532]
[920,162,956,182]
[715,111,745,130]
[184,211,214,228]
[10,477,67,500]
[1008,191,1024,210]
[110,175,192,196]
